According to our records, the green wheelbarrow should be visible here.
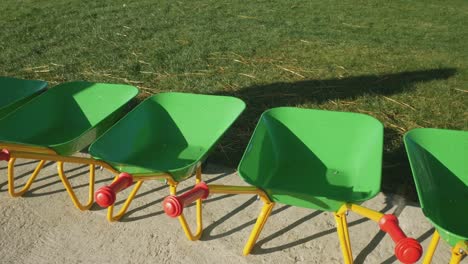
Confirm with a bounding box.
[90,92,245,223]
[163,107,422,263]
[0,81,138,210]
[0,77,47,118]
[404,128,467,264]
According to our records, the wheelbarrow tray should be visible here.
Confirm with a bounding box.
[238,107,384,212]
[404,128,468,247]
[0,77,47,118]
[89,92,245,182]
[0,81,138,156]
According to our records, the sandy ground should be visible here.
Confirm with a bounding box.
[0,158,458,264]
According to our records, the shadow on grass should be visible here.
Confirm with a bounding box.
[381,132,419,201]
[208,68,456,200]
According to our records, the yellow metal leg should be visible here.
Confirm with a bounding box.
[8,158,46,197]
[168,173,274,255]
[195,165,202,184]
[203,184,273,255]
[335,213,353,264]
[174,166,204,241]
[449,242,466,264]
[423,230,440,264]
[57,162,95,211]
[106,180,143,222]
[169,184,177,195]
[341,212,353,261]
[177,198,204,241]
[243,201,275,256]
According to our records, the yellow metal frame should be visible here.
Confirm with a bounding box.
[334,212,353,264]
[8,158,46,197]
[423,230,440,264]
[104,173,177,222]
[57,161,96,210]
[449,241,467,264]
[423,230,467,264]
[170,175,274,256]
[106,180,143,222]
[207,184,274,256]
[338,204,468,264]
[1,143,117,210]
[332,204,385,264]
[171,182,396,259]
[1,142,178,215]
[169,166,205,241]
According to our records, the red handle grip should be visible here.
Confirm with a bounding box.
[0,149,10,161]
[379,214,422,264]
[94,173,134,208]
[163,182,209,218]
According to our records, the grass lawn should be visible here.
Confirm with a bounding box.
[1,0,467,200]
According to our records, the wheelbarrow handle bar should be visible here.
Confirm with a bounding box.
[94,172,134,208]
[379,214,422,264]
[163,182,209,217]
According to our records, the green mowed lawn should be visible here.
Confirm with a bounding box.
[1,0,467,199]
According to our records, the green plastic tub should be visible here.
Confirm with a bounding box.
[0,77,47,118]
[89,92,245,182]
[238,107,384,212]
[404,128,467,248]
[0,81,138,155]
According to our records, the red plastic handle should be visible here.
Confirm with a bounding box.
[0,149,10,161]
[163,182,209,218]
[94,173,134,208]
[379,214,422,264]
